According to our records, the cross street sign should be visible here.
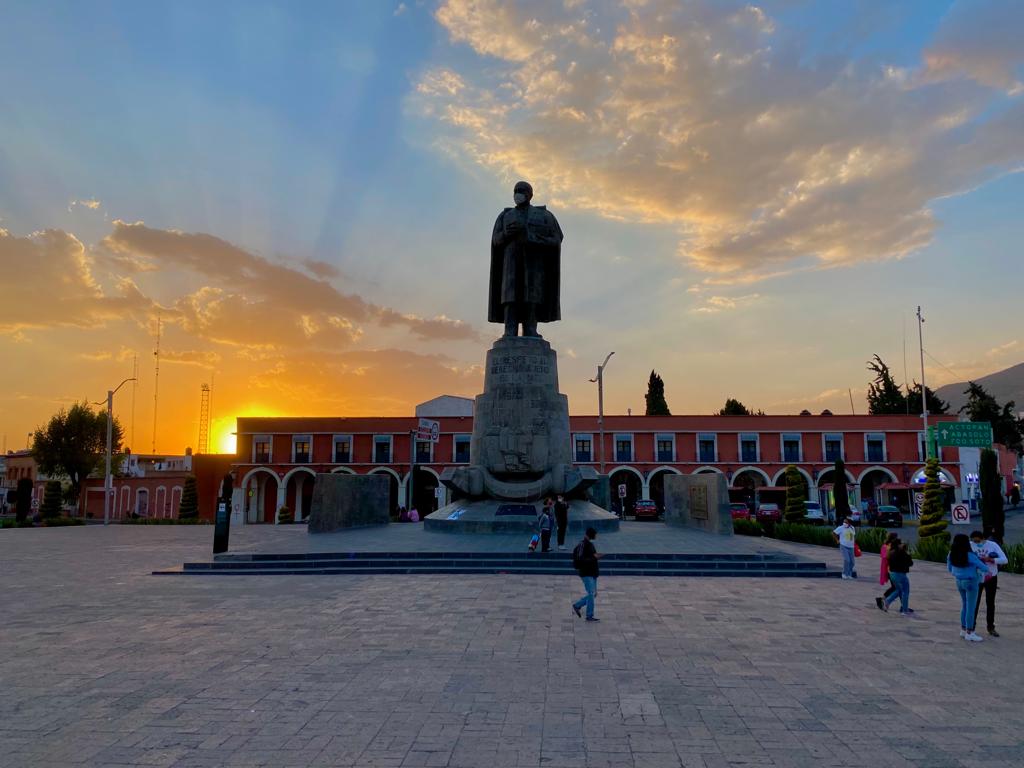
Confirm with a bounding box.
[936,422,992,448]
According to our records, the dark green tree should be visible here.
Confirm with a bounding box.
[15,478,33,523]
[178,475,199,520]
[959,382,1022,452]
[644,371,671,416]
[277,505,294,524]
[866,355,908,414]
[40,480,63,520]
[979,448,1005,541]
[32,402,124,510]
[718,398,750,416]
[783,465,807,523]
[832,459,852,521]
[905,382,949,416]
[917,457,949,541]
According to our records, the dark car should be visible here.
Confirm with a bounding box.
[755,502,781,525]
[633,499,659,521]
[868,504,903,528]
[729,502,751,520]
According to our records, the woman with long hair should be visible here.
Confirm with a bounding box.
[947,533,989,642]
[875,532,900,611]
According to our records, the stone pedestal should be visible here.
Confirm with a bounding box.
[424,499,619,534]
[663,473,733,535]
[308,473,389,533]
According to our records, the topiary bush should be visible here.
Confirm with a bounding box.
[178,475,200,520]
[277,506,294,524]
[913,535,951,563]
[732,518,763,537]
[783,464,807,523]
[40,481,63,520]
[917,457,949,541]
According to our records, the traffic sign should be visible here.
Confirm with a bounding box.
[936,421,992,448]
[416,418,440,443]
[951,503,971,524]
[618,483,627,499]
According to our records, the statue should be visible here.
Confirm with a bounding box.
[488,181,562,338]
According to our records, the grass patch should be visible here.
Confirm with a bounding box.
[732,518,763,537]
[855,527,888,554]
[119,517,212,525]
[913,536,951,563]
[41,517,84,527]
[771,523,837,548]
[1004,542,1024,575]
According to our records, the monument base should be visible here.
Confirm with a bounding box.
[424,499,620,534]
[308,473,390,533]
[663,473,734,535]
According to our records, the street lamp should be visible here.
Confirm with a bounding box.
[95,377,136,525]
[589,352,615,475]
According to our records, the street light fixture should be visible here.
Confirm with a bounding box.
[94,377,136,525]
[589,352,615,475]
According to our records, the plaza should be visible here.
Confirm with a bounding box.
[2,525,1022,768]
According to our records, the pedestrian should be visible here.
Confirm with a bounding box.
[554,494,569,550]
[571,527,603,622]
[398,506,408,522]
[875,532,901,611]
[538,503,554,553]
[947,533,989,642]
[408,506,419,523]
[971,529,1008,637]
[832,516,857,579]
[883,541,913,615]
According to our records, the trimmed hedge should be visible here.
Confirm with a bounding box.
[732,518,763,537]
[913,536,950,563]
[0,518,36,529]
[41,516,84,527]
[120,517,212,525]
[772,523,837,547]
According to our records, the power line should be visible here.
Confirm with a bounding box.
[922,349,964,382]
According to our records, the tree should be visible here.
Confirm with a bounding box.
[277,505,294,524]
[15,478,33,523]
[832,459,852,521]
[917,457,948,541]
[178,475,199,520]
[979,448,1005,542]
[905,382,949,416]
[644,371,671,416]
[718,398,750,416]
[866,355,908,414]
[40,480,63,520]
[960,381,1023,453]
[32,402,124,509]
[783,465,807,523]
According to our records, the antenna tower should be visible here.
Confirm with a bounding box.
[131,353,138,450]
[152,314,161,453]
[198,384,211,454]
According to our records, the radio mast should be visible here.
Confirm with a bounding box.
[152,314,161,454]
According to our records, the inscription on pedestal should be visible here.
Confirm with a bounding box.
[690,485,708,520]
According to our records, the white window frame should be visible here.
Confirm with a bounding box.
[291,434,312,463]
[613,433,634,463]
[822,433,844,462]
[918,431,926,462]
[739,433,760,463]
[452,434,472,464]
[252,434,272,464]
[654,433,676,462]
[573,433,594,463]
[697,433,718,463]
[415,438,434,464]
[332,434,353,463]
[780,433,802,463]
[373,435,393,464]
[864,433,887,463]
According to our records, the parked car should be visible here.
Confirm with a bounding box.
[868,504,903,528]
[804,501,825,524]
[845,508,862,526]
[633,499,659,521]
[729,502,751,520]
[755,502,781,524]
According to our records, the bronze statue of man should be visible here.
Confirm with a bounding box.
[488,181,562,337]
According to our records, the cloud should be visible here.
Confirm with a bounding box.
[691,293,760,314]
[986,340,1019,357]
[69,198,102,211]
[925,0,1024,91]
[415,0,1024,283]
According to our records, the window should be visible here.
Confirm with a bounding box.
[574,434,592,463]
[782,433,801,463]
[415,440,432,464]
[865,433,886,463]
[614,434,633,463]
[740,433,758,463]
[824,433,843,462]
[374,435,392,464]
[698,433,717,463]
[333,435,352,464]
[656,433,674,463]
[292,435,311,463]
[253,435,271,464]
[454,435,471,464]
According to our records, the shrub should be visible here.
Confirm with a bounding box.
[914,535,951,563]
[178,475,199,520]
[771,523,837,548]
[855,527,888,554]
[732,518,763,537]
[40,481,63,519]
[783,465,807,523]
[15,478,33,523]
[917,457,949,541]
[1004,542,1024,575]
[119,517,211,525]
[277,506,294,524]
[41,516,84,527]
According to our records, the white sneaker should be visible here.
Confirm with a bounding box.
[841,575,851,580]
[960,629,967,638]
[558,545,565,551]
[965,632,984,642]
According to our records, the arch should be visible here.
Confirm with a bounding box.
[170,485,183,518]
[857,466,898,484]
[284,469,317,522]
[329,466,357,475]
[693,465,723,475]
[609,467,644,517]
[816,467,856,485]
[368,467,403,483]
[771,466,814,488]
[414,466,441,482]
[647,467,682,515]
[281,466,317,485]
[136,488,150,518]
[910,466,957,485]
[410,466,441,516]
[156,486,167,518]
[241,466,281,490]
[119,486,130,520]
[241,467,281,524]
[369,467,401,518]
[732,467,771,487]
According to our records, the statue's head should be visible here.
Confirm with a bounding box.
[513,181,533,207]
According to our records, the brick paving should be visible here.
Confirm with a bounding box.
[1,525,1022,767]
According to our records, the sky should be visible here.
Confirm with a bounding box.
[1,0,1023,456]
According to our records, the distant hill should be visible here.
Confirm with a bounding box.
[935,361,1024,414]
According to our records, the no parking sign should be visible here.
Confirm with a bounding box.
[951,503,970,525]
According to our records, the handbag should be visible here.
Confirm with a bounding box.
[854,542,862,558]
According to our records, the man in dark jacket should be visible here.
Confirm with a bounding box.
[571,527,603,621]
[554,494,569,550]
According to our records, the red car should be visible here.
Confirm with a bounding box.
[755,503,781,524]
[633,499,659,521]
[729,503,751,520]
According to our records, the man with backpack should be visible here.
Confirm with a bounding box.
[571,527,603,621]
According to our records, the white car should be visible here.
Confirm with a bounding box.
[804,501,825,524]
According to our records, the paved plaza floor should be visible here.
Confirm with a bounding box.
[1,524,1022,768]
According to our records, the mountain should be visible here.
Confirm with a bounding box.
[935,361,1024,414]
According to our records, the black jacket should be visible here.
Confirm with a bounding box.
[888,547,913,574]
[575,538,599,578]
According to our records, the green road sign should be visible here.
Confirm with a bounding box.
[936,421,992,448]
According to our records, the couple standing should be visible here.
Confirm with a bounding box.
[535,495,570,553]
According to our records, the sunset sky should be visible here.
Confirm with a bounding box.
[2,0,1023,456]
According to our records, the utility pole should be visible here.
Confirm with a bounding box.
[590,352,615,475]
[152,314,161,453]
[99,377,136,525]
[130,354,138,450]
[917,306,929,458]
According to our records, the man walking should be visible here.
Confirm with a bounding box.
[554,494,569,550]
[832,516,857,580]
[571,527,603,622]
[971,529,1008,636]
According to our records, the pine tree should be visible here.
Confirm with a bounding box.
[917,457,949,541]
[866,355,908,414]
[979,448,1004,541]
[906,382,949,416]
[178,475,199,520]
[645,370,671,416]
[960,381,1022,452]
[832,459,852,521]
[40,480,62,520]
[783,465,807,523]
[718,398,750,416]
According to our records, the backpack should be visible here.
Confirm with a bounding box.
[572,539,587,570]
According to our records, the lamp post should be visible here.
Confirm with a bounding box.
[589,352,615,475]
[916,306,930,458]
[98,377,136,525]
